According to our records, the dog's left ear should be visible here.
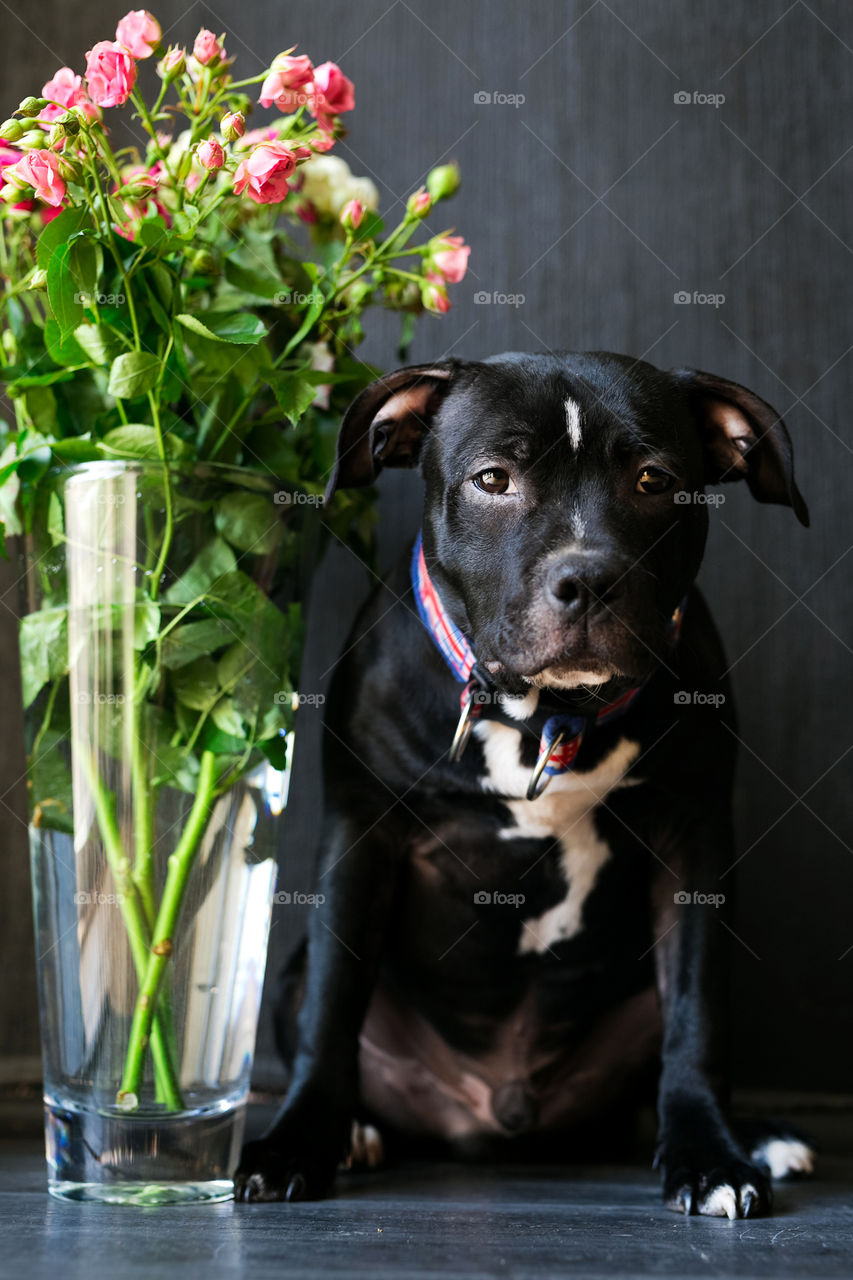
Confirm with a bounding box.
[673,367,809,526]
[324,361,460,502]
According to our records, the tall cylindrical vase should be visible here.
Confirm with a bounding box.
[21,460,314,1204]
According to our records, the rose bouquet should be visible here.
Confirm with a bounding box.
[0,8,468,1142]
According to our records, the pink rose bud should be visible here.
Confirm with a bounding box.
[220,111,245,142]
[310,61,355,125]
[340,198,364,231]
[198,136,224,170]
[407,187,432,218]
[3,148,66,206]
[161,46,186,78]
[42,67,100,124]
[421,281,450,314]
[259,53,314,110]
[85,41,137,108]
[116,10,162,59]
[233,140,298,204]
[193,28,224,66]
[427,234,470,284]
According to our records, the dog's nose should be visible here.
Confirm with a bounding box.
[546,558,619,619]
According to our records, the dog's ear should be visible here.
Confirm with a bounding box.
[673,367,809,526]
[324,361,459,502]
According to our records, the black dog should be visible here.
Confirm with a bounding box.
[236,351,814,1216]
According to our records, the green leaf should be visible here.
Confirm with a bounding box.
[133,599,160,649]
[270,371,317,426]
[176,311,267,345]
[107,351,161,400]
[29,727,73,833]
[0,443,22,538]
[19,607,67,708]
[44,317,87,369]
[161,618,236,669]
[210,696,245,737]
[36,207,91,270]
[100,424,190,461]
[223,257,281,301]
[138,216,169,249]
[214,491,281,555]
[165,537,237,606]
[172,205,200,239]
[143,705,200,792]
[50,436,104,465]
[73,323,119,366]
[172,655,220,710]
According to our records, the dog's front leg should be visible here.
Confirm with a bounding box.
[651,813,772,1219]
[234,817,398,1202]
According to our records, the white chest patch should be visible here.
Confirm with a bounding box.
[474,721,640,954]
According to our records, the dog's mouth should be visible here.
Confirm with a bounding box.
[483,650,627,693]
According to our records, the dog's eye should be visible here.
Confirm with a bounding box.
[635,466,674,495]
[473,467,516,495]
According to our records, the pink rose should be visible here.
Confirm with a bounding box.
[85,40,137,107]
[0,146,35,211]
[310,61,354,125]
[340,198,364,231]
[233,140,298,204]
[3,149,66,207]
[407,187,432,217]
[162,46,186,77]
[116,10,161,59]
[193,29,224,66]
[41,67,100,123]
[427,235,470,284]
[260,54,314,110]
[197,136,224,170]
[422,281,450,314]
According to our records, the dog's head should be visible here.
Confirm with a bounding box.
[326,352,808,698]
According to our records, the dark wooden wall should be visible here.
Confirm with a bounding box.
[1,1,850,1092]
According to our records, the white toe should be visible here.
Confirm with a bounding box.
[699,1183,739,1219]
[751,1137,815,1180]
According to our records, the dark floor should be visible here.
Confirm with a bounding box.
[2,1101,852,1279]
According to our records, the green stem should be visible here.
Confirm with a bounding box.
[118,751,219,1106]
[85,759,183,1110]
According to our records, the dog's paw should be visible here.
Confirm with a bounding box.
[662,1154,773,1219]
[340,1121,385,1172]
[234,1110,350,1203]
[750,1136,815,1181]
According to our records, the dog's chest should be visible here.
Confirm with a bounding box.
[474,721,641,954]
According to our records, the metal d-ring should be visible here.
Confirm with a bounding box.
[449,683,480,763]
[526,732,565,801]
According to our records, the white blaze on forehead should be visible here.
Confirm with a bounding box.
[565,397,582,450]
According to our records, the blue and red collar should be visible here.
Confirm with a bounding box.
[411,531,685,798]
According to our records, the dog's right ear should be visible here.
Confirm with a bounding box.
[324,362,459,502]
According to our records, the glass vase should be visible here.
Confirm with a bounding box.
[20,460,315,1203]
